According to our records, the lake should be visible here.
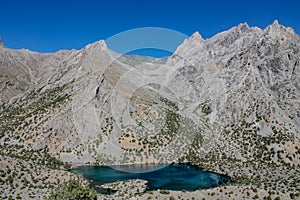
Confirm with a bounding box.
[71,163,230,193]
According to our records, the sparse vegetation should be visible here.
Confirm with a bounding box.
[45,179,98,200]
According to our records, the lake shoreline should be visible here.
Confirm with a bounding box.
[70,162,231,181]
[70,162,231,194]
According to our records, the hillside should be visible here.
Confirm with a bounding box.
[0,21,299,199]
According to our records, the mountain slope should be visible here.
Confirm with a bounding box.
[0,21,299,199]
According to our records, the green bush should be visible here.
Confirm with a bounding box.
[44,179,98,200]
[63,162,72,170]
[159,190,170,195]
[201,104,212,115]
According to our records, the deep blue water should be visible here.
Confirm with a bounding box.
[71,163,230,193]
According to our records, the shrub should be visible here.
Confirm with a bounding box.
[63,162,72,170]
[159,190,170,195]
[44,179,98,200]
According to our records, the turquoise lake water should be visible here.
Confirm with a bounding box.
[71,163,230,193]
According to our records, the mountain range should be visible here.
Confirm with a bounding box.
[0,20,299,199]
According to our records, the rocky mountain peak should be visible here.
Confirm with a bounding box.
[85,39,107,50]
[263,19,295,36]
[268,19,283,30]
[171,31,205,59]
[236,22,250,32]
[272,19,280,26]
[190,31,204,42]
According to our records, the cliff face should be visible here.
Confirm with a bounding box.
[0,21,299,199]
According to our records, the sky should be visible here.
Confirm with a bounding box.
[0,0,299,56]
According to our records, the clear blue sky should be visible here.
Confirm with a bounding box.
[1,0,299,55]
